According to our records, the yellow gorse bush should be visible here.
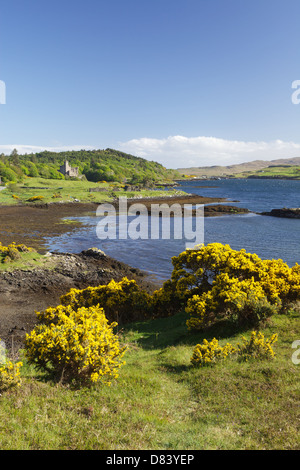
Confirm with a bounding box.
[191,331,278,367]
[0,241,35,264]
[60,277,153,324]
[27,195,44,201]
[236,331,278,361]
[0,341,23,391]
[156,243,300,330]
[0,361,23,390]
[57,244,300,331]
[191,338,236,367]
[25,304,126,386]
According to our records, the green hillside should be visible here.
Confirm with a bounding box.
[178,157,300,178]
[233,164,300,179]
[0,148,179,185]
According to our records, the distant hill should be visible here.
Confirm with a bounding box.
[178,157,300,177]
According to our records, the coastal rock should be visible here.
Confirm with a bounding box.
[185,204,250,217]
[260,208,300,219]
[203,205,249,216]
[0,250,158,353]
[81,247,107,258]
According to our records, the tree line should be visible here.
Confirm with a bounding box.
[0,148,179,185]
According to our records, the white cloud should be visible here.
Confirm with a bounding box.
[1,136,300,169]
[119,135,300,168]
[0,144,94,155]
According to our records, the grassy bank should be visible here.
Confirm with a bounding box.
[0,177,185,206]
[0,250,46,272]
[0,308,299,450]
[233,165,300,180]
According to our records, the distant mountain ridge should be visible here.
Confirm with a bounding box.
[178,157,300,177]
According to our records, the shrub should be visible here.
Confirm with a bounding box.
[191,338,236,367]
[190,331,278,367]
[229,293,280,326]
[150,279,185,318]
[60,277,153,324]
[6,245,22,261]
[185,275,281,330]
[24,304,126,386]
[236,331,278,362]
[159,243,300,331]
[0,242,35,264]
[27,195,44,202]
[0,343,23,391]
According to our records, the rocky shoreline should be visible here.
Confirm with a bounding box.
[0,248,158,353]
[113,194,250,217]
[0,194,248,252]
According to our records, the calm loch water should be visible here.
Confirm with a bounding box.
[44,179,300,281]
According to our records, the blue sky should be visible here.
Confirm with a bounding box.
[1,0,300,168]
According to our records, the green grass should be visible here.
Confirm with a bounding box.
[0,177,185,206]
[234,165,300,180]
[0,251,47,272]
[0,309,299,450]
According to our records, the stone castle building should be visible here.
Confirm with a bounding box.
[59,160,79,178]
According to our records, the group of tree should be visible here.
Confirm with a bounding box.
[0,148,179,185]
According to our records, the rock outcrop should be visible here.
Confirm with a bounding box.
[260,208,300,219]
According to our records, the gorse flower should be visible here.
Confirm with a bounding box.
[236,331,278,361]
[27,195,44,201]
[157,243,300,330]
[191,338,236,367]
[191,331,278,366]
[0,343,23,391]
[0,241,35,264]
[56,244,300,332]
[25,304,126,386]
[60,277,153,324]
